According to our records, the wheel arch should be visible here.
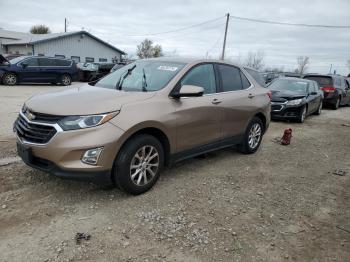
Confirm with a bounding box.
[254,112,267,133]
[117,126,171,167]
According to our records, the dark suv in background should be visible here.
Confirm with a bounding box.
[303,74,350,109]
[0,55,78,86]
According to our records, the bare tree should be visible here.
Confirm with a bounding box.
[30,25,51,34]
[244,50,265,70]
[136,39,163,59]
[295,56,309,75]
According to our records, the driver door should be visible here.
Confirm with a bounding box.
[173,63,222,153]
[18,58,41,82]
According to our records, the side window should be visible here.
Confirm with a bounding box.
[181,64,216,94]
[24,58,39,66]
[38,58,56,66]
[309,83,316,92]
[245,68,265,87]
[86,57,94,62]
[99,58,107,62]
[217,64,243,92]
[334,77,341,87]
[56,59,71,66]
[240,72,251,89]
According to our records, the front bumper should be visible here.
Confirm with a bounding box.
[271,102,304,119]
[15,112,125,185]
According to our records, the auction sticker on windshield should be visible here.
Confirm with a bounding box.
[157,66,178,71]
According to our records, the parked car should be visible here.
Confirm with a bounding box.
[77,62,116,82]
[303,74,350,109]
[110,63,125,73]
[0,55,77,86]
[268,77,323,123]
[261,72,280,84]
[14,58,271,194]
[244,67,266,87]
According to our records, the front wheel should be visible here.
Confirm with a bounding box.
[2,73,18,85]
[314,101,322,115]
[113,134,164,195]
[297,106,307,123]
[238,117,264,154]
[61,74,72,86]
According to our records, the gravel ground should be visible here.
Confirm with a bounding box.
[0,84,349,262]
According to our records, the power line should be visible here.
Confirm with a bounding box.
[127,15,225,37]
[229,15,350,28]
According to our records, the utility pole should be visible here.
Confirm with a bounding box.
[221,13,230,60]
[64,18,67,32]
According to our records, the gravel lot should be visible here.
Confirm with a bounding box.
[0,84,349,262]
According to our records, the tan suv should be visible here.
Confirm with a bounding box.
[15,58,271,194]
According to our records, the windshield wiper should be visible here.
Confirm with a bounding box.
[116,65,136,90]
[142,68,148,92]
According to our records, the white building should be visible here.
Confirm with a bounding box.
[0,29,125,63]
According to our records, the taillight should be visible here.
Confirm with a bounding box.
[267,90,272,101]
[321,85,336,92]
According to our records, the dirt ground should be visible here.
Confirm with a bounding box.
[0,84,349,262]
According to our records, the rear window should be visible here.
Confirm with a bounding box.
[304,76,333,86]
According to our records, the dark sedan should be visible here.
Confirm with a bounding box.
[268,77,323,123]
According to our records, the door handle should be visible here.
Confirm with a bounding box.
[248,93,255,99]
[212,98,222,105]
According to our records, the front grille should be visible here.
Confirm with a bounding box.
[22,108,64,123]
[15,114,57,144]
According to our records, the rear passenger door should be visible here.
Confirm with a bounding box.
[38,58,59,82]
[214,64,254,140]
[307,83,319,113]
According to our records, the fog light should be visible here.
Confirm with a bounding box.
[82,147,103,165]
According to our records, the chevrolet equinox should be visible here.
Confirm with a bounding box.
[15,58,271,195]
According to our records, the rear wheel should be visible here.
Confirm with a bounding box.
[333,97,340,110]
[113,134,164,195]
[314,101,322,115]
[2,73,17,85]
[297,106,307,123]
[238,117,264,154]
[61,74,72,86]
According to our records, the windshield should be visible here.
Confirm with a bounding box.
[95,60,185,92]
[9,56,28,64]
[268,79,309,94]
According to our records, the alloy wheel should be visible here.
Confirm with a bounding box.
[62,75,71,85]
[5,74,17,85]
[130,145,159,186]
[248,123,262,149]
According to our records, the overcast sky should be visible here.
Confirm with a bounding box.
[1,0,349,74]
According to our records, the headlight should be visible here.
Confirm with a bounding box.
[58,111,119,131]
[287,99,303,106]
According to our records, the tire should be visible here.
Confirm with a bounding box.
[297,105,307,123]
[238,117,264,154]
[314,101,322,115]
[113,134,164,195]
[332,97,340,110]
[2,73,18,85]
[60,74,72,86]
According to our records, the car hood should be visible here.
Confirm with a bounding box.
[25,84,156,115]
[270,90,306,102]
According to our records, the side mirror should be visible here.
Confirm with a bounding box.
[21,63,28,69]
[310,91,318,95]
[172,85,204,98]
